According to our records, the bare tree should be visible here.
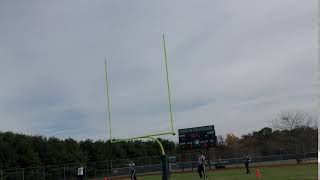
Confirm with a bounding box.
[271,111,314,131]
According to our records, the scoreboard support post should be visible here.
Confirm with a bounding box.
[207,149,211,169]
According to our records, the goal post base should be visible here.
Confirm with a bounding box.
[161,155,170,180]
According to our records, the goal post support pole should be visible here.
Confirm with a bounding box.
[148,136,170,180]
[112,136,170,180]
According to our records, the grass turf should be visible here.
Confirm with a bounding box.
[133,163,317,180]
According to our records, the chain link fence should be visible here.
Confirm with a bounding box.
[0,151,317,180]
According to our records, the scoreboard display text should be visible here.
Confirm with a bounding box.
[178,125,216,151]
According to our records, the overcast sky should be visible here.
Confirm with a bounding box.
[0,0,318,141]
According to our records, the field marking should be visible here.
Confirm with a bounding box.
[289,177,317,179]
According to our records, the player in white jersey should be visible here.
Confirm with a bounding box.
[197,152,207,179]
[77,166,84,180]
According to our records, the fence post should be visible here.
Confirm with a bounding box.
[182,162,184,172]
[189,153,193,172]
[207,150,211,169]
[85,164,88,180]
[22,168,25,180]
[110,160,113,176]
[63,165,66,180]
[42,166,45,180]
[106,160,109,177]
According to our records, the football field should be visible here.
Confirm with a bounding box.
[129,163,317,180]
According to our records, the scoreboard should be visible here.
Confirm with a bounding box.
[178,125,217,151]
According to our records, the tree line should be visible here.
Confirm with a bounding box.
[0,133,176,169]
[0,110,317,169]
[215,111,317,158]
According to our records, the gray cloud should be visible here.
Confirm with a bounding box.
[0,0,317,141]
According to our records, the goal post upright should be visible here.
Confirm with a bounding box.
[163,33,175,135]
[104,58,113,142]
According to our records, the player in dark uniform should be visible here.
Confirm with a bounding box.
[197,152,206,179]
[243,153,251,174]
[126,161,137,180]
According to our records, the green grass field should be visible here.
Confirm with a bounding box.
[135,163,317,180]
